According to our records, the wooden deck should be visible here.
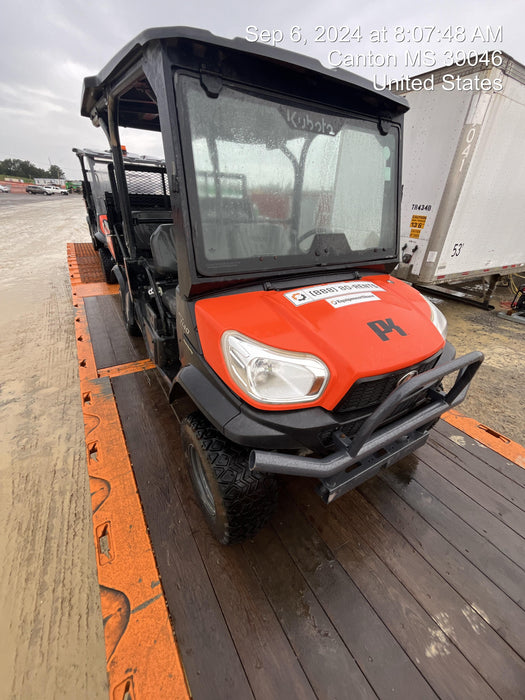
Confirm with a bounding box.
[78,254,525,699]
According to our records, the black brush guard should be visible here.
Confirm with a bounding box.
[250,351,484,502]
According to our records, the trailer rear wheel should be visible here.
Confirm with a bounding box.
[98,246,116,284]
[181,412,278,544]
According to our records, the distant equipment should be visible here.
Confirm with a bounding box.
[498,280,525,325]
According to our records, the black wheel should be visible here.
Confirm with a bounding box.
[181,412,278,544]
[98,246,117,284]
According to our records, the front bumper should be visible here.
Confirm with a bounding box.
[174,346,483,503]
[249,351,483,501]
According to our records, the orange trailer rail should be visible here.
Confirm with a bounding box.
[442,410,525,469]
[68,243,189,700]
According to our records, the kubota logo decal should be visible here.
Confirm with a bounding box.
[368,318,407,341]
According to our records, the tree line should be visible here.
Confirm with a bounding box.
[0,158,65,180]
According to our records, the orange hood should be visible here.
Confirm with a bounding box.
[195,275,445,411]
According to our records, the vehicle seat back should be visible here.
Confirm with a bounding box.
[231,222,289,258]
[150,224,178,275]
[132,210,173,252]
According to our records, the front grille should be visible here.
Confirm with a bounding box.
[335,352,441,414]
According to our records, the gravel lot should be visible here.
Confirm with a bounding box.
[0,191,523,698]
[435,285,525,445]
[0,194,108,699]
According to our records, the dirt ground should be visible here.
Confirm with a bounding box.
[0,194,108,699]
[434,286,525,446]
[0,193,524,698]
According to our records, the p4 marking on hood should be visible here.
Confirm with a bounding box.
[368,318,408,342]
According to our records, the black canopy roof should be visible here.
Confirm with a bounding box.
[81,26,408,129]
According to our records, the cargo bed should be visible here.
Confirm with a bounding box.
[69,242,525,699]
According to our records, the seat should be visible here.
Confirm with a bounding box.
[132,210,173,251]
[150,223,178,275]
[231,222,289,258]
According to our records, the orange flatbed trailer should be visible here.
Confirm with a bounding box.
[69,242,525,699]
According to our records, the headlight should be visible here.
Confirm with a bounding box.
[221,331,329,405]
[422,296,447,339]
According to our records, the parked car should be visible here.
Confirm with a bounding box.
[26,184,65,195]
[42,185,61,195]
[0,184,10,193]
[26,185,45,194]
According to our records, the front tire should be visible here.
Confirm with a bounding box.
[181,412,278,544]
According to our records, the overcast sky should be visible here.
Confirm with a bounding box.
[1,0,523,179]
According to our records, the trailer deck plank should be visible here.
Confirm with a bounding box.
[334,488,525,697]
[111,371,255,700]
[428,430,525,507]
[74,242,525,698]
[357,475,525,658]
[380,464,525,609]
[417,440,525,533]
[434,420,525,488]
[107,360,525,698]
[399,455,525,571]
[171,452,320,700]
[287,486,500,700]
[243,529,378,700]
[85,294,147,369]
[270,494,439,700]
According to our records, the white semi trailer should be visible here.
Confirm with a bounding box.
[395,52,525,306]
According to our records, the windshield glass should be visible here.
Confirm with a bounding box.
[86,158,112,213]
[181,75,399,276]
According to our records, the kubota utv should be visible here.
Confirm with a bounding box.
[74,147,168,283]
[81,27,483,544]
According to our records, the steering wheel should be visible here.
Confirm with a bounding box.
[296,227,330,245]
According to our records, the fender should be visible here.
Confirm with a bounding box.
[112,264,135,329]
[112,264,127,292]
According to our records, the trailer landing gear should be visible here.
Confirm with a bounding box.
[498,283,525,325]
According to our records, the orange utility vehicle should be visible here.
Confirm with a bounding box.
[81,28,483,543]
[74,147,168,283]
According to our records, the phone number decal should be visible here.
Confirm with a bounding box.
[284,281,382,306]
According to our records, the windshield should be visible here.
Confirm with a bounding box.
[181,75,399,276]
